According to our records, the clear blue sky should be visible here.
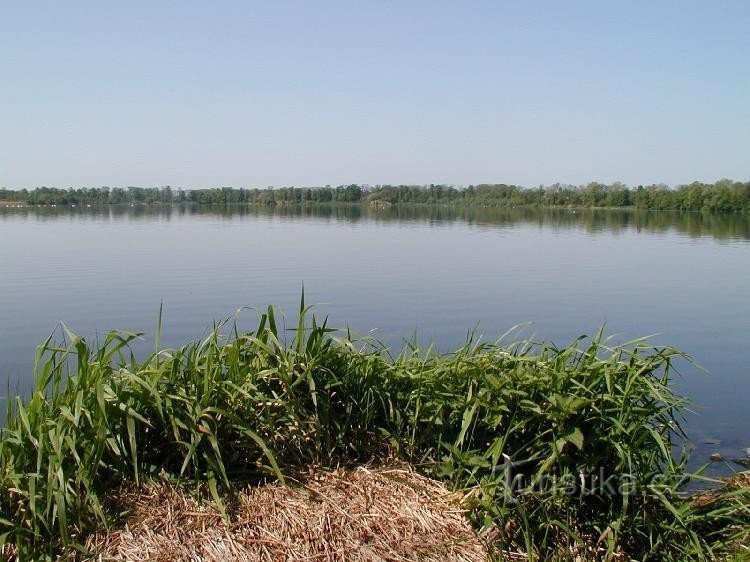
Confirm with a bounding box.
[2,1,748,188]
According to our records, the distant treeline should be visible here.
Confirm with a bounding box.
[2,179,749,212]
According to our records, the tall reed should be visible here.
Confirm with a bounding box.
[0,302,747,560]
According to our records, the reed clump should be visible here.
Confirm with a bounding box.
[0,300,748,560]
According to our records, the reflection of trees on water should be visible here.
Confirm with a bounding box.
[2,204,749,241]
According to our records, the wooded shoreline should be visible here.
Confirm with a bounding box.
[2,179,750,213]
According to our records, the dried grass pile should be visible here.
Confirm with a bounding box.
[86,466,489,561]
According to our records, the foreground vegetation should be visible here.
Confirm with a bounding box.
[1,303,749,560]
[2,178,750,212]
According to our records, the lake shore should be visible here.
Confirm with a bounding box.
[1,306,748,560]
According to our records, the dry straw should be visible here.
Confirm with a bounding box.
[86,466,490,562]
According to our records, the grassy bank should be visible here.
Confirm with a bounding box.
[1,302,748,560]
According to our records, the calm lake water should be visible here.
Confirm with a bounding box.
[1,204,749,475]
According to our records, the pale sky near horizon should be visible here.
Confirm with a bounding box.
[1,1,749,189]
